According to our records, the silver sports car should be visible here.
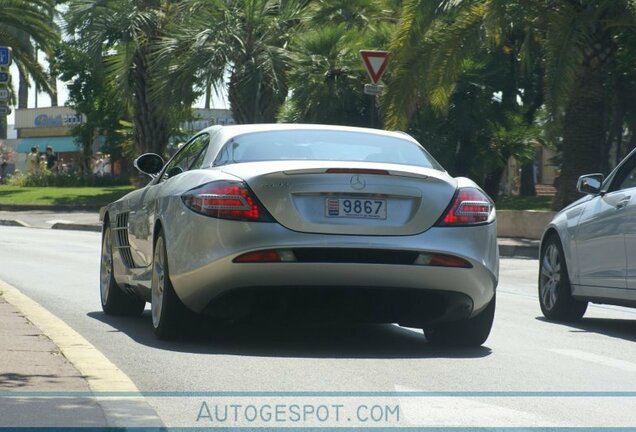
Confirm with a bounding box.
[99,124,498,345]
[539,147,636,321]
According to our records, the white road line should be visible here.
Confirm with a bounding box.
[551,348,636,373]
[393,385,544,426]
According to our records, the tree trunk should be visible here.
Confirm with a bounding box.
[228,63,285,124]
[18,71,29,110]
[50,78,58,107]
[553,66,606,210]
[17,31,32,110]
[132,49,169,156]
[483,164,505,200]
[204,80,211,110]
[519,162,536,196]
[0,116,6,140]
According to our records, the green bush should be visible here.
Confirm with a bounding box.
[6,170,130,187]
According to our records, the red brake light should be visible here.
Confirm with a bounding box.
[234,250,282,263]
[326,168,389,175]
[438,188,493,226]
[181,181,273,221]
[428,254,472,268]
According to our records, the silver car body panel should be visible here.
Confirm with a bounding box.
[101,124,498,323]
[541,147,636,305]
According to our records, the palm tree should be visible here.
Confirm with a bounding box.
[384,0,543,195]
[158,0,305,124]
[385,0,636,209]
[279,0,398,126]
[280,24,371,125]
[64,0,197,155]
[544,1,635,209]
[0,0,58,137]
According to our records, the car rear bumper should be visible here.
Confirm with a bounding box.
[165,213,498,323]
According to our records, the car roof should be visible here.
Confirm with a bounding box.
[200,123,418,144]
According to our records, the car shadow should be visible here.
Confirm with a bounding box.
[87,311,492,360]
[536,316,636,342]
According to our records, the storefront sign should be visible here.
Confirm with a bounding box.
[33,113,84,127]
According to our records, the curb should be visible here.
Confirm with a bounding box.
[51,222,102,233]
[0,204,102,212]
[0,279,163,427]
[0,219,30,228]
[498,244,539,259]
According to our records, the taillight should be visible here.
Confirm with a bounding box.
[181,181,273,222]
[437,187,494,226]
[414,252,472,268]
[326,168,389,175]
[233,249,296,263]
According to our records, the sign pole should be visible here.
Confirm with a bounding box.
[0,46,11,140]
[359,50,390,129]
[370,95,375,129]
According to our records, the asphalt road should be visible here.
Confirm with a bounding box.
[1,226,636,428]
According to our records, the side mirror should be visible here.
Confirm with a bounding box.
[577,173,604,195]
[134,153,164,177]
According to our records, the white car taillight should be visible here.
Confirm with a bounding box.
[181,181,273,222]
[437,187,494,226]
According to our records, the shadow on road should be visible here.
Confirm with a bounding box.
[536,316,636,342]
[87,311,492,359]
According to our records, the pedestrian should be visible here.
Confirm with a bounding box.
[26,146,39,175]
[0,159,6,183]
[45,146,58,171]
[102,154,112,176]
[92,152,104,176]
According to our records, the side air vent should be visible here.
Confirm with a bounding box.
[113,212,136,268]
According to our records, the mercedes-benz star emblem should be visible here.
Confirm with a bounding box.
[350,175,366,190]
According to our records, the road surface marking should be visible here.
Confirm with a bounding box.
[551,348,636,373]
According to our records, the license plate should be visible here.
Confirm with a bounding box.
[325,198,387,219]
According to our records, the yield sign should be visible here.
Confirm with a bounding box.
[359,50,390,84]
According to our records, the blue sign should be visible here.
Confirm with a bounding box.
[0,47,9,66]
[0,72,9,83]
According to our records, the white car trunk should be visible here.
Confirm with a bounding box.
[220,161,457,236]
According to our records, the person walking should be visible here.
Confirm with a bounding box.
[26,147,39,175]
[45,146,58,171]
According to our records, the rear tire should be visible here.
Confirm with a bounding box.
[151,230,192,340]
[100,223,145,316]
[424,294,495,347]
[539,235,587,321]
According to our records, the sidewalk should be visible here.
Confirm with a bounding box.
[0,296,108,426]
[0,208,540,258]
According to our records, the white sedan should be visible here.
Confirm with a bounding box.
[99,124,498,345]
[539,149,636,320]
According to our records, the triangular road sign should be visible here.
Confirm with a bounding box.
[360,50,390,84]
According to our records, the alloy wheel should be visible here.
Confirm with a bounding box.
[540,243,561,311]
[152,236,166,329]
[100,227,113,305]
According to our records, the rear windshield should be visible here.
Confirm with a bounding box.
[213,130,444,171]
